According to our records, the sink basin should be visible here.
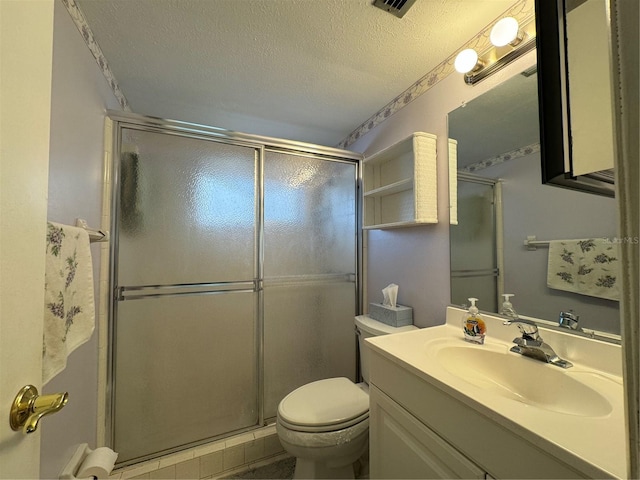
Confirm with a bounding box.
[431,343,613,417]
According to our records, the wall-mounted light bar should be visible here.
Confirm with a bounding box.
[455,16,537,85]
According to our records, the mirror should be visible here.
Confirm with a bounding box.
[449,69,620,336]
[535,0,616,197]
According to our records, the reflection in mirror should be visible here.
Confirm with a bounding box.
[450,175,501,314]
[565,0,615,177]
[449,69,620,337]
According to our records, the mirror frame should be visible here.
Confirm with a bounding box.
[534,0,615,197]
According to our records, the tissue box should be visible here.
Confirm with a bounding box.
[368,303,413,327]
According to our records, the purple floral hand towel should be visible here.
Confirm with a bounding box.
[43,222,95,384]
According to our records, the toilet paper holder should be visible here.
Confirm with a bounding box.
[59,443,118,480]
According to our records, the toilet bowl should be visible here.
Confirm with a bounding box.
[277,377,369,479]
[276,316,417,479]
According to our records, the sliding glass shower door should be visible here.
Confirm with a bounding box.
[110,121,359,465]
[113,128,260,463]
[263,151,358,418]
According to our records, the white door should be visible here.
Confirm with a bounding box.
[0,1,54,478]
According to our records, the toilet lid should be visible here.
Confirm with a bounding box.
[278,377,369,428]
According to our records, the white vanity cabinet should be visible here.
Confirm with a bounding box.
[370,385,486,479]
[363,132,437,229]
[368,347,599,479]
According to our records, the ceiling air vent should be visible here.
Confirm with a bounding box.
[372,0,418,18]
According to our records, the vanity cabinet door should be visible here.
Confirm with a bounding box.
[370,385,486,479]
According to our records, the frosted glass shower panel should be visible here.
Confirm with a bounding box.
[114,292,257,463]
[450,181,497,272]
[263,281,357,418]
[450,180,499,311]
[263,151,358,419]
[118,129,257,286]
[263,151,357,276]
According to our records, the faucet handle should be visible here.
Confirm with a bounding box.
[559,310,580,330]
[503,318,541,342]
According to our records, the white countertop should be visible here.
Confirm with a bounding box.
[365,306,626,479]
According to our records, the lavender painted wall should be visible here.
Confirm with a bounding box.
[41,1,121,477]
[349,50,537,329]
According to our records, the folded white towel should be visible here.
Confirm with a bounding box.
[547,238,620,301]
[43,222,95,384]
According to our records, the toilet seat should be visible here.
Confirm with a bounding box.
[277,377,369,433]
[278,410,369,433]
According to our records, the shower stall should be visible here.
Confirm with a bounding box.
[107,113,361,465]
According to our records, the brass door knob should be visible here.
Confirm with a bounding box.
[10,385,68,434]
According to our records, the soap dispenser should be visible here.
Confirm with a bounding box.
[462,298,486,344]
[500,294,518,319]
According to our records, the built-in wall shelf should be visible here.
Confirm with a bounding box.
[363,178,414,198]
[363,132,438,229]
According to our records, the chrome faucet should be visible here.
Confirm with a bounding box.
[503,319,573,368]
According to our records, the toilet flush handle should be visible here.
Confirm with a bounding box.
[10,385,69,434]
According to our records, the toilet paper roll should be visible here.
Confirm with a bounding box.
[76,447,118,479]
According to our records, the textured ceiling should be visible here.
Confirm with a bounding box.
[77,0,517,147]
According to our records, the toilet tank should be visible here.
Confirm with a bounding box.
[354,315,418,384]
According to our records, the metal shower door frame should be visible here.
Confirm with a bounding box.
[105,111,363,465]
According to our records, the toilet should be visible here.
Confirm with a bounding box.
[276,315,418,479]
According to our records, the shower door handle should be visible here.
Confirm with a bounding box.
[117,281,258,301]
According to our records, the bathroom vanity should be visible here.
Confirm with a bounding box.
[365,307,625,479]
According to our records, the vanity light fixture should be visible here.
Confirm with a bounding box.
[454,16,536,85]
[454,49,484,74]
[490,17,523,47]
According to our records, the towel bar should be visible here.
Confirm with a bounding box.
[524,235,550,250]
[75,218,109,243]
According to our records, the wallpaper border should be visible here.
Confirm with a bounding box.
[61,0,131,112]
[461,142,540,173]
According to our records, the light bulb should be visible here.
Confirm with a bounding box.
[454,49,480,74]
[490,17,520,47]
